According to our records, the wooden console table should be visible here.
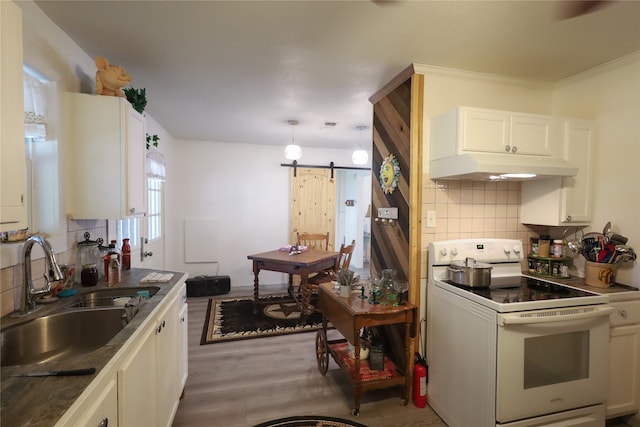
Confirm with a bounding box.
[247,249,340,316]
[316,282,417,416]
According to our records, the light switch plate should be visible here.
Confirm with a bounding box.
[426,210,436,228]
[377,207,398,219]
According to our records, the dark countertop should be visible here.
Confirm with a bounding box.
[0,268,188,427]
[523,272,640,302]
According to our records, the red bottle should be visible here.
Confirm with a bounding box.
[122,238,131,270]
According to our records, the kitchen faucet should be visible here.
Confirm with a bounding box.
[20,235,65,314]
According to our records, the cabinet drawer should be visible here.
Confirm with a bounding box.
[610,301,640,327]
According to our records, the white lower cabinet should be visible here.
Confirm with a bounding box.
[119,282,186,427]
[156,289,181,427]
[118,322,157,426]
[607,300,640,419]
[179,291,189,392]
[56,278,188,427]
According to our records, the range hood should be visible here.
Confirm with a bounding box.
[430,152,578,181]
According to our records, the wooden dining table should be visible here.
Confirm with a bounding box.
[247,249,340,318]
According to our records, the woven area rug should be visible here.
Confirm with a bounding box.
[253,416,368,427]
[200,294,325,345]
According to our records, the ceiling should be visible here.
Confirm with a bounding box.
[34,0,640,151]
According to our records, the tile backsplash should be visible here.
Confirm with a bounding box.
[420,173,547,280]
[0,219,109,317]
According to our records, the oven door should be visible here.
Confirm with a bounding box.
[496,305,613,423]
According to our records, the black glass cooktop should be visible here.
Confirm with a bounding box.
[442,276,599,304]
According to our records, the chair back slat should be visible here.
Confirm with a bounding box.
[297,232,330,251]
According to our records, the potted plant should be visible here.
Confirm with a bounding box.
[124,87,147,114]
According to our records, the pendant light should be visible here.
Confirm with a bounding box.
[284,119,302,160]
[352,125,369,165]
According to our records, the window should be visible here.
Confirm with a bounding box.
[23,68,61,237]
[147,176,163,241]
[116,150,164,249]
[117,217,140,249]
[146,150,165,242]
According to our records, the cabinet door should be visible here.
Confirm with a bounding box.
[509,113,552,156]
[460,108,510,153]
[179,296,189,392]
[125,108,146,216]
[118,324,157,426]
[607,324,640,418]
[156,291,180,427]
[0,0,27,232]
[560,120,593,224]
[76,378,118,427]
[65,93,146,219]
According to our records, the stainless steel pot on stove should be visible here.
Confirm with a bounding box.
[448,257,493,287]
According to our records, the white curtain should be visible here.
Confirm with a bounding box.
[146,149,166,180]
[23,72,47,139]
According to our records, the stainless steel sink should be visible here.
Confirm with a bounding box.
[1,308,129,367]
[63,286,160,309]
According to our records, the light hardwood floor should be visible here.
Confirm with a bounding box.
[172,287,634,427]
[172,287,447,427]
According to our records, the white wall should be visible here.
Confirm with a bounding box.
[165,141,361,286]
[552,53,640,286]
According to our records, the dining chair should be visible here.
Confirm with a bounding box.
[308,240,356,286]
[296,232,330,251]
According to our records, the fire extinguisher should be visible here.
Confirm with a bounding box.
[413,352,427,408]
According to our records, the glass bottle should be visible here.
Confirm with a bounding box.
[104,243,120,281]
[108,254,121,286]
[121,238,131,270]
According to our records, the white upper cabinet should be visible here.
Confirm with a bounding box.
[431,106,553,160]
[64,92,146,219]
[521,119,594,226]
[0,1,27,232]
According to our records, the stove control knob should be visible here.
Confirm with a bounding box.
[439,248,447,256]
[504,245,512,254]
[450,248,458,257]
[513,245,522,254]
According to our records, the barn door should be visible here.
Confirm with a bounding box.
[289,168,336,251]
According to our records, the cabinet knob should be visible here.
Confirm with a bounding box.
[511,146,518,153]
[129,207,136,214]
[566,215,572,222]
[505,145,511,153]
[98,418,109,427]
[620,310,627,318]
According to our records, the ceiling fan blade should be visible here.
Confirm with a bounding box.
[558,0,611,19]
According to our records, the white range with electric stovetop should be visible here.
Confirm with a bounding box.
[426,238,612,427]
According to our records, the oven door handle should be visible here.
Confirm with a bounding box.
[498,305,613,326]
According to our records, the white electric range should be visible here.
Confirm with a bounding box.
[426,238,611,427]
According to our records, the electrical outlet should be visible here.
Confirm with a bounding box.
[377,207,398,219]
[426,210,436,228]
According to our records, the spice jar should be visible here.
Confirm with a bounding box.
[81,263,99,287]
[552,240,564,258]
[538,236,551,258]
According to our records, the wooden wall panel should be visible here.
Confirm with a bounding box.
[370,71,423,374]
[371,76,422,297]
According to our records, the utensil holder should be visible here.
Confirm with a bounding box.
[585,261,617,288]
